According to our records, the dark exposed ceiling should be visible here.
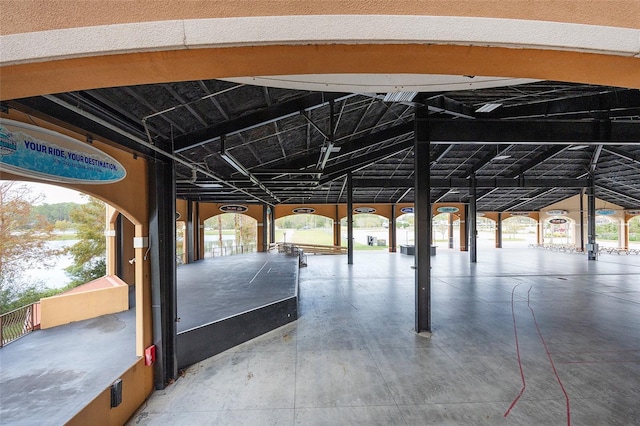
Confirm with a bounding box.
[7,80,640,212]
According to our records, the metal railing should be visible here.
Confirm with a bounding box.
[278,243,308,267]
[204,243,257,258]
[0,302,41,348]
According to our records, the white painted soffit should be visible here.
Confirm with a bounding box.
[222,74,539,93]
[1,15,639,66]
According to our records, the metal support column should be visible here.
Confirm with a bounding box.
[194,202,201,261]
[587,177,597,260]
[579,189,585,252]
[262,203,268,252]
[390,204,397,252]
[269,207,275,247]
[414,97,431,333]
[148,156,178,389]
[469,175,477,263]
[496,213,503,249]
[448,213,454,249]
[186,201,194,264]
[347,173,354,265]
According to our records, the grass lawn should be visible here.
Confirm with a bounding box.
[53,233,78,241]
[286,229,334,245]
[204,229,235,236]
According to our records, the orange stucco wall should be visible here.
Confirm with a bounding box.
[40,276,129,329]
[2,1,637,34]
[1,1,639,100]
[66,359,153,426]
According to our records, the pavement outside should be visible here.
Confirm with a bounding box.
[0,309,137,425]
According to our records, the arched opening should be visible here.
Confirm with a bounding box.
[630,216,640,249]
[1,180,109,312]
[596,215,620,249]
[396,213,415,246]
[202,213,258,257]
[502,216,538,247]
[432,212,460,249]
[476,216,497,248]
[338,213,390,250]
[275,213,334,245]
[542,215,575,246]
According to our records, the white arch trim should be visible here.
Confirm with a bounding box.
[2,15,639,67]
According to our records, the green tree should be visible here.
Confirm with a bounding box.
[0,182,57,312]
[31,202,77,224]
[64,197,106,286]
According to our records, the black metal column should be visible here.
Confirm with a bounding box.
[390,204,397,252]
[414,98,431,333]
[194,202,201,260]
[469,174,477,263]
[269,207,275,246]
[496,212,503,248]
[587,177,597,260]
[186,201,194,264]
[448,213,454,249]
[148,156,178,389]
[262,203,269,252]
[579,189,585,252]
[347,172,354,265]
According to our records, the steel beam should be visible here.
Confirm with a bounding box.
[148,154,178,389]
[173,92,348,152]
[414,98,431,333]
[587,178,597,260]
[469,175,477,263]
[347,173,354,265]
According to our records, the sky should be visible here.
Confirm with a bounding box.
[4,180,88,205]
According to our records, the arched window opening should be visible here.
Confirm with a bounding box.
[203,213,258,257]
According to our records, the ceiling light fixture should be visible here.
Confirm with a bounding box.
[475,103,503,113]
[319,143,341,170]
[568,145,589,150]
[195,182,223,188]
[493,155,511,160]
[383,92,418,103]
[220,151,250,177]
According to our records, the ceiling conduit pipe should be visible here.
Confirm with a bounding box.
[43,94,277,206]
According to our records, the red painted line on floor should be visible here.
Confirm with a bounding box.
[504,284,526,418]
[527,287,571,426]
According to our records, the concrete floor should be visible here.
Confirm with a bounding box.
[128,248,640,425]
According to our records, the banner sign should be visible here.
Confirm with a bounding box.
[546,210,568,216]
[437,206,459,213]
[626,210,640,215]
[549,218,568,224]
[400,207,414,214]
[354,207,376,214]
[220,205,248,213]
[509,212,531,216]
[596,209,616,216]
[292,207,315,214]
[0,119,126,184]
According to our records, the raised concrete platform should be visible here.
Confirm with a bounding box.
[176,253,299,369]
